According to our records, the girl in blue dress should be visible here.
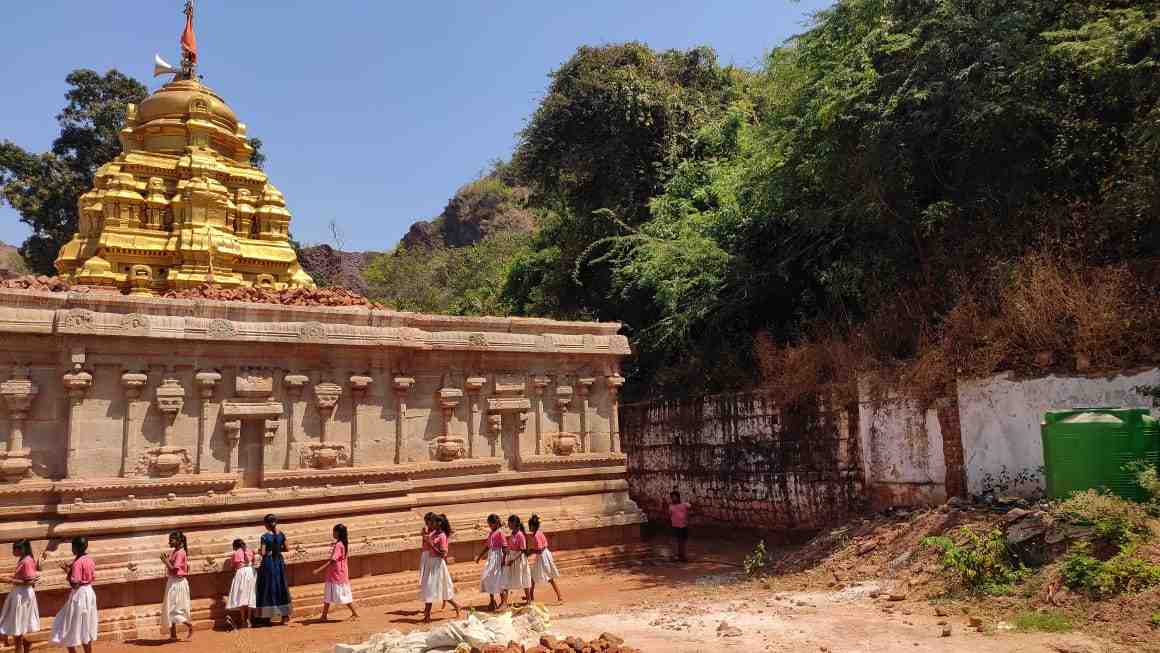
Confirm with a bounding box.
[255,513,292,625]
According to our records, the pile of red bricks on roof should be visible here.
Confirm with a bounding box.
[0,275,384,308]
[162,283,384,308]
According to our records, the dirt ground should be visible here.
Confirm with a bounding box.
[92,534,1142,653]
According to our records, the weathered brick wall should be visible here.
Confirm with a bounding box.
[621,392,865,532]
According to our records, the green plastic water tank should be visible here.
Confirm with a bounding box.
[1041,407,1160,501]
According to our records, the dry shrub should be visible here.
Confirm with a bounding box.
[753,253,1160,407]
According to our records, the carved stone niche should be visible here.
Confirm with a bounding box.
[552,384,576,456]
[434,387,464,461]
[300,380,345,469]
[143,376,190,477]
[0,367,39,482]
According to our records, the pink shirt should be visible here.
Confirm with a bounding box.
[326,541,349,584]
[533,531,549,551]
[669,502,690,528]
[14,557,37,581]
[509,531,527,552]
[168,549,188,577]
[429,532,449,558]
[69,554,95,585]
[421,528,433,554]
[231,549,252,570]
[487,528,505,550]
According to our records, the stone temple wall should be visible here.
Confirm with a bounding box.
[0,288,642,631]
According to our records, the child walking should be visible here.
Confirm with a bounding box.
[0,540,40,653]
[313,524,358,622]
[668,490,691,563]
[474,514,507,610]
[255,514,291,625]
[160,531,193,641]
[418,513,435,597]
[225,539,256,628]
[503,515,531,604]
[420,515,461,623]
[51,536,98,653]
[527,514,562,603]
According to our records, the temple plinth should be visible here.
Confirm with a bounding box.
[54,77,314,293]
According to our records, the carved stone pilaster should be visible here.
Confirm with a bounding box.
[194,370,221,474]
[119,370,148,477]
[531,375,550,456]
[607,373,625,453]
[1,367,38,482]
[349,374,372,466]
[223,419,242,472]
[392,376,414,465]
[435,387,464,461]
[464,376,486,458]
[62,361,93,479]
[577,377,595,453]
[282,373,309,469]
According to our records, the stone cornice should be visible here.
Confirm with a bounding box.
[0,289,629,356]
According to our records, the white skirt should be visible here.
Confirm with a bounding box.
[420,555,455,603]
[531,549,561,584]
[503,552,532,590]
[418,550,430,588]
[227,566,257,610]
[51,584,98,647]
[0,585,40,637]
[480,549,505,595]
[323,581,353,605]
[161,576,191,628]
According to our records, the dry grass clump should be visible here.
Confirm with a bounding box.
[754,254,1160,406]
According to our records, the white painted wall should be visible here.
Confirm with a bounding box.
[956,369,1160,496]
[858,390,947,506]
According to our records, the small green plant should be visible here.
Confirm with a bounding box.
[1126,460,1160,515]
[923,528,1025,595]
[1151,611,1160,628]
[1053,489,1151,545]
[1013,609,1072,633]
[1060,542,1160,597]
[744,539,768,577]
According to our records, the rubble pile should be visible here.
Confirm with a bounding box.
[526,633,641,653]
[162,283,385,308]
[0,275,74,292]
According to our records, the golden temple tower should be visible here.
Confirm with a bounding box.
[54,2,315,293]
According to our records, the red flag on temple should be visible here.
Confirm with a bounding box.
[181,2,198,64]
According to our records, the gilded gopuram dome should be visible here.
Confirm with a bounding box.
[54,11,314,293]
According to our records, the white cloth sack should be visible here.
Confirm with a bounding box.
[51,584,98,647]
[227,565,257,610]
[0,585,40,636]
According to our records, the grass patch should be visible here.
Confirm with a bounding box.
[1014,610,1073,633]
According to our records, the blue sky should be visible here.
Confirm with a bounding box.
[0,0,833,251]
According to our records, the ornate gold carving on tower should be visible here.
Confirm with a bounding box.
[53,3,314,294]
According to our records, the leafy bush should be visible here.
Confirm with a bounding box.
[1061,542,1160,598]
[923,528,1025,596]
[1014,610,1072,633]
[1127,460,1160,515]
[1053,489,1152,546]
[743,540,767,578]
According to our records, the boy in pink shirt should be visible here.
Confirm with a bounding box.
[668,490,691,562]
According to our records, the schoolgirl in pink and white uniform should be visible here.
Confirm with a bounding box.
[503,515,531,602]
[226,538,256,627]
[160,530,193,641]
[51,536,98,652]
[420,515,461,622]
[313,523,359,622]
[0,539,40,653]
[527,514,563,602]
[474,514,508,610]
